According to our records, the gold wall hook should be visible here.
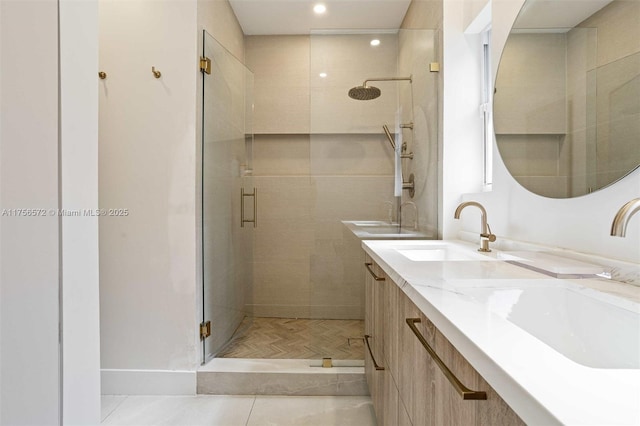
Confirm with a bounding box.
[98,71,107,79]
[152,67,161,78]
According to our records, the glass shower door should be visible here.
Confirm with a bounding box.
[201,30,254,362]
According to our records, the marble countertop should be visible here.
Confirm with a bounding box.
[362,239,640,426]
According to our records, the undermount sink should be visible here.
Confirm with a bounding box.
[396,245,497,262]
[498,251,607,278]
[466,286,640,369]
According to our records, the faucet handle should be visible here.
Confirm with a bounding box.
[481,223,497,242]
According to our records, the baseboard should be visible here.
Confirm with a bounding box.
[101,369,196,395]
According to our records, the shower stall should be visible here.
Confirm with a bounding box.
[200,29,439,368]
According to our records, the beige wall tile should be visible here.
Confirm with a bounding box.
[309,134,394,176]
[580,0,640,67]
[401,0,443,29]
[253,134,311,176]
[494,33,567,134]
[497,134,566,177]
[198,0,245,62]
[246,36,310,133]
[398,28,439,234]
[251,261,311,305]
[514,176,569,198]
[310,34,400,133]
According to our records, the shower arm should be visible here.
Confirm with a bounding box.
[362,76,412,87]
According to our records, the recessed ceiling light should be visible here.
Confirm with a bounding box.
[319,72,327,78]
[313,4,326,14]
[370,39,381,46]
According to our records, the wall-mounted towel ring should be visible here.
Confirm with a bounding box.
[152,67,161,78]
[98,71,107,79]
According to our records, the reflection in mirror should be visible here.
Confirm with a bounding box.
[494,0,640,198]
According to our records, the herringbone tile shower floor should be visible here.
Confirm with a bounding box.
[217,317,365,359]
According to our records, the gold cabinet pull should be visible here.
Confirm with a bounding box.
[364,334,385,371]
[406,318,487,400]
[364,262,385,281]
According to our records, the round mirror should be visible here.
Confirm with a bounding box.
[494,0,640,198]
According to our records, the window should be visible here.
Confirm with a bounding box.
[481,30,493,188]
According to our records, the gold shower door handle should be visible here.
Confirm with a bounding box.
[241,188,257,228]
[406,318,487,400]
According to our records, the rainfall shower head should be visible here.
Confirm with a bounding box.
[348,85,382,100]
[348,76,412,101]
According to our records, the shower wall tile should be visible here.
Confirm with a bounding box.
[496,134,567,177]
[514,176,569,199]
[580,0,640,68]
[312,177,395,223]
[401,0,443,29]
[253,221,314,263]
[252,176,314,221]
[494,33,567,134]
[309,34,399,133]
[309,134,394,176]
[309,87,398,134]
[251,261,311,305]
[249,176,394,320]
[247,31,440,320]
[245,36,310,133]
[253,134,310,175]
[398,29,439,235]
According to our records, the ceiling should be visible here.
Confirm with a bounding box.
[228,0,412,35]
[514,0,614,29]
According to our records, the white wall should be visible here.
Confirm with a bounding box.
[99,0,199,385]
[60,0,101,423]
[441,0,485,239]
[1,0,101,424]
[0,1,60,423]
[450,0,640,264]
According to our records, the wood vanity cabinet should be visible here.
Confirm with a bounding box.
[363,257,525,426]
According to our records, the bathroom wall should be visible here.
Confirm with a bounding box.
[449,0,640,264]
[99,0,248,393]
[99,0,200,388]
[1,0,101,423]
[60,1,102,422]
[441,0,486,239]
[1,2,60,422]
[245,34,398,319]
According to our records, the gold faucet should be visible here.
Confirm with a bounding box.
[610,198,640,237]
[454,201,496,252]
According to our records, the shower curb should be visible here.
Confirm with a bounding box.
[197,358,368,396]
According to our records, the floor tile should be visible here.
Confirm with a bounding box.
[100,395,255,425]
[246,396,376,426]
[218,318,364,359]
[101,395,127,422]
